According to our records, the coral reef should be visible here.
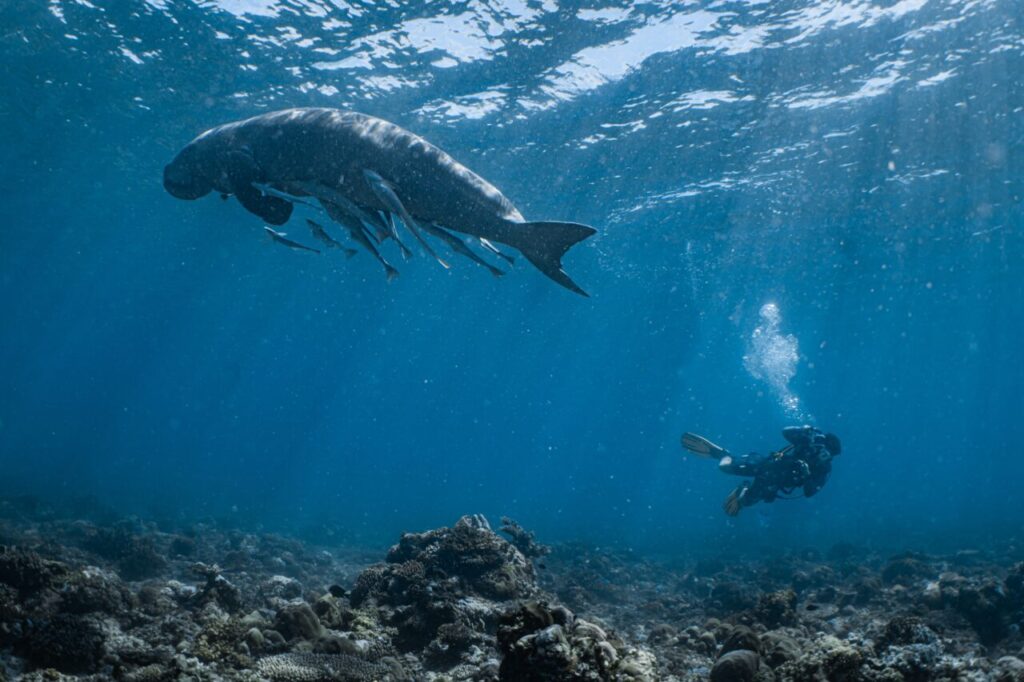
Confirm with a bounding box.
[710,649,759,682]
[2,502,1024,681]
[256,652,404,681]
[348,513,547,666]
[80,523,168,580]
[500,516,552,561]
[497,601,656,681]
[540,540,1024,681]
[19,613,106,673]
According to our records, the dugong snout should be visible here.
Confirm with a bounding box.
[163,153,212,200]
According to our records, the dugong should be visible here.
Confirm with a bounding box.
[163,108,595,295]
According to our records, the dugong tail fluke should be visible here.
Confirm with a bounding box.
[498,221,595,297]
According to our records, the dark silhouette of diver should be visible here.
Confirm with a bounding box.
[681,426,842,516]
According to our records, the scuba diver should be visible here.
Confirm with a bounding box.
[681,426,842,516]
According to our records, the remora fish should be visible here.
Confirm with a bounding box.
[163,108,595,295]
[254,182,393,272]
[307,219,357,259]
[263,226,320,253]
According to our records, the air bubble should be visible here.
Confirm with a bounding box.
[743,303,810,421]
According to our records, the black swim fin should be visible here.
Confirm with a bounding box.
[723,487,745,516]
[681,432,729,460]
[501,221,595,296]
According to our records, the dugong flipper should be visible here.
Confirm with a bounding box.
[224,150,293,225]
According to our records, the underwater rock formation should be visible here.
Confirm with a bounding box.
[382,513,538,600]
[0,545,68,592]
[752,589,797,628]
[190,561,244,613]
[275,601,324,641]
[60,566,135,615]
[349,513,541,662]
[20,613,107,673]
[2,503,1024,681]
[709,649,759,682]
[256,652,404,681]
[500,516,552,561]
[497,601,657,681]
[718,625,761,657]
[774,635,862,681]
[761,631,801,669]
[79,523,168,580]
[955,578,1012,644]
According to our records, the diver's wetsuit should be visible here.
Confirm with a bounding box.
[720,426,839,513]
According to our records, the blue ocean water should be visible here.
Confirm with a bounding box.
[0,0,1021,555]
